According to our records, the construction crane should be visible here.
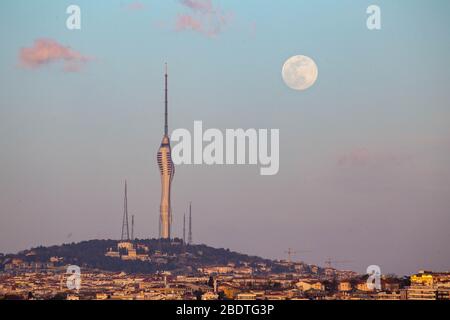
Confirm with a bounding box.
[324,259,353,269]
[284,248,311,264]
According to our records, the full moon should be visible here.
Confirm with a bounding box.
[282,55,318,90]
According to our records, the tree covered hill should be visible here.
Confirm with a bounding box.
[0,239,296,275]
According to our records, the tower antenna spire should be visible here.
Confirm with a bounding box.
[164,63,168,136]
[121,180,130,240]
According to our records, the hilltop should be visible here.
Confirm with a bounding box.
[0,239,316,275]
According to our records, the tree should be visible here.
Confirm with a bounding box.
[194,290,203,300]
[208,276,214,287]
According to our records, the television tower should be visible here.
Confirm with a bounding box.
[188,202,192,245]
[121,180,130,241]
[157,63,175,239]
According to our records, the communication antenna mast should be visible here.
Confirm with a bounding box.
[324,258,353,269]
[131,215,134,240]
[284,248,297,264]
[121,180,130,241]
[284,248,311,264]
[188,202,192,245]
[183,213,186,244]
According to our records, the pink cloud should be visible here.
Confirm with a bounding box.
[176,14,204,33]
[125,1,145,11]
[176,0,231,37]
[338,148,371,167]
[337,147,413,167]
[180,0,213,13]
[19,38,90,72]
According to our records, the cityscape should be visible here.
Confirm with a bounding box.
[1,67,449,301]
[1,244,450,300]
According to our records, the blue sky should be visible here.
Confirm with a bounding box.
[1,0,450,275]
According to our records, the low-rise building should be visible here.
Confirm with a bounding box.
[296,280,325,292]
[201,291,219,300]
[236,292,257,300]
[338,281,352,292]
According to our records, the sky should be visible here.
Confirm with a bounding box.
[0,0,449,276]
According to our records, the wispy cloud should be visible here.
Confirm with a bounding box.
[337,147,413,167]
[176,0,232,37]
[19,38,90,72]
[180,0,213,13]
[176,14,204,34]
[337,148,372,167]
[124,1,146,11]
